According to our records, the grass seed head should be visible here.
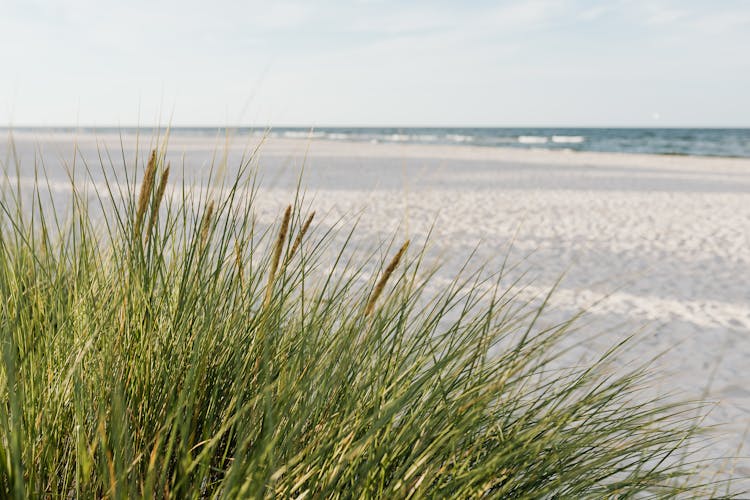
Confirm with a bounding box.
[287,211,315,261]
[199,200,215,248]
[264,204,292,307]
[365,239,410,316]
[135,150,158,237]
[234,239,245,289]
[146,163,170,243]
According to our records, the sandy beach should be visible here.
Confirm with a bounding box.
[6,131,750,481]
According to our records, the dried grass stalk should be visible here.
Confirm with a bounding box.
[199,200,215,249]
[146,163,170,243]
[134,150,158,237]
[264,204,292,307]
[365,240,410,316]
[234,239,245,290]
[287,211,315,262]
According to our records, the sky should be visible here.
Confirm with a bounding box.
[1,0,749,127]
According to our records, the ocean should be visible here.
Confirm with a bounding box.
[266,127,750,158]
[7,127,750,158]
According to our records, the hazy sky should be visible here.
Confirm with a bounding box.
[1,0,749,127]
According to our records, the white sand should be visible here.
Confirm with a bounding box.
[6,131,750,483]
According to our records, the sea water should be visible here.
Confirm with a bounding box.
[6,127,750,158]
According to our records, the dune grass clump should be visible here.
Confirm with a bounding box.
[0,143,716,498]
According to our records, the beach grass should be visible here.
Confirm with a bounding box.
[0,141,725,498]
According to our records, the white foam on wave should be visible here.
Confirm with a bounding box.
[282,131,325,139]
[446,134,474,143]
[552,135,585,144]
[518,135,549,144]
[388,134,411,141]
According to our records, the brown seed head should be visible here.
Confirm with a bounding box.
[264,204,292,307]
[234,239,245,289]
[287,211,315,262]
[365,240,410,316]
[199,200,215,248]
[146,163,170,242]
[135,150,158,237]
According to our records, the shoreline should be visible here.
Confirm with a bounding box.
[256,137,750,169]
[6,129,750,166]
